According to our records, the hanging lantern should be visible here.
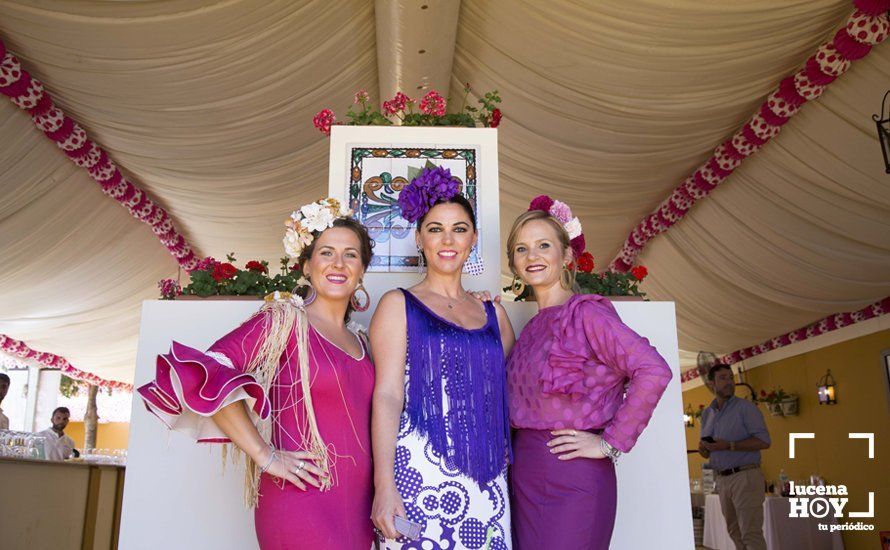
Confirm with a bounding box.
[683,403,695,428]
[817,369,837,405]
[873,90,890,174]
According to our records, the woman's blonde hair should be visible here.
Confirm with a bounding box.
[506,209,576,289]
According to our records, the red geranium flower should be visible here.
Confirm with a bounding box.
[631,265,648,281]
[245,260,267,274]
[577,251,595,273]
[313,108,336,136]
[289,264,301,272]
[490,108,502,128]
[211,262,238,282]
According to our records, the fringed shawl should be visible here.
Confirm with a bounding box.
[401,289,511,485]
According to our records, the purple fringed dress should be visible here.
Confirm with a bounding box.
[508,295,672,550]
[380,289,512,550]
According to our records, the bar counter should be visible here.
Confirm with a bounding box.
[0,456,125,550]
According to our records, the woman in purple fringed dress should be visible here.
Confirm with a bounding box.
[370,167,515,549]
[138,200,377,549]
[503,197,672,550]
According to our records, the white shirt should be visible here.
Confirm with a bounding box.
[0,408,8,430]
[36,428,76,461]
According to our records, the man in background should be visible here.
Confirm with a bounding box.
[0,372,10,430]
[699,363,770,550]
[36,406,77,460]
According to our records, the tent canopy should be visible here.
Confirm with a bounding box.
[1,0,888,383]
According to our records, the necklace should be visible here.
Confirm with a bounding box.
[431,289,469,309]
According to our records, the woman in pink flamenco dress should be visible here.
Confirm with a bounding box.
[138,200,377,549]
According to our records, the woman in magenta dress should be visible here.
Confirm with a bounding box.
[504,196,672,549]
[138,198,376,549]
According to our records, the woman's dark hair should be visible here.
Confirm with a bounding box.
[707,363,733,381]
[298,217,374,320]
[416,193,477,231]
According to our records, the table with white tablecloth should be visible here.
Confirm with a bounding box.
[703,493,844,550]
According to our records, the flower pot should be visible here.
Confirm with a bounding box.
[765,402,784,417]
[175,295,262,301]
[780,396,799,416]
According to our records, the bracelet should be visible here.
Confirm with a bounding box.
[259,448,278,474]
[600,437,622,463]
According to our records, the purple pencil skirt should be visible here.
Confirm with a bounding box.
[511,428,617,550]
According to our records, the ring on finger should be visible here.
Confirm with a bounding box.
[296,460,305,472]
[572,431,577,437]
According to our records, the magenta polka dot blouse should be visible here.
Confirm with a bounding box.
[507,294,672,453]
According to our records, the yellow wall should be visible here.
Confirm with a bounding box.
[684,329,889,550]
[64,422,130,450]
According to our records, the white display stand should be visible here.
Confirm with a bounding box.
[121,299,692,549]
[327,126,501,319]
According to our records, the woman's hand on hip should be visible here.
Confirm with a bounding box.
[263,448,325,490]
[372,482,407,539]
[548,429,607,460]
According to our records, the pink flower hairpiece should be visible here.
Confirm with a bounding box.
[528,195,586,257]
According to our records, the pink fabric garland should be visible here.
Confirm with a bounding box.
[0,334,133,392]
[610,3,890,272]
[0,38,198,271]
[679,297,890,383]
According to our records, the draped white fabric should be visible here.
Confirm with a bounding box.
[0,0,888,382]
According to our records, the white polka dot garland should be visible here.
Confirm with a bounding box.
[0,40,198,270]
[610,7,889,272]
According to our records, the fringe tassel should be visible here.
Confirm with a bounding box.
[225,300,332,508]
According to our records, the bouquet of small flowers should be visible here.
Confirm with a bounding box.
[313,84,502,135]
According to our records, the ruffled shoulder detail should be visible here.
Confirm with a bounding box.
[539,294,619,399]
[137,341,271,443]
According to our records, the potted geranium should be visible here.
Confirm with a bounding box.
[759,388,797,417]
[158,254,309,300]
[780,394,800,416]
[312,84,502,135]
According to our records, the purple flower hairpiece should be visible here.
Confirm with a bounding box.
[398,165,461,223]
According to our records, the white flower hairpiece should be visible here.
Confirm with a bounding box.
[283,197,353,259]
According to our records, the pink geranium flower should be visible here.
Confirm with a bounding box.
[419,90,446,116]
[354,90,369,104]
[383,92,411,115]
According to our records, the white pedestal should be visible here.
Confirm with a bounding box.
[121,299,693,549]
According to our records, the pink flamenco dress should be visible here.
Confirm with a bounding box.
[137,304,375,550]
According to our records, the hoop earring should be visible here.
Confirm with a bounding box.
[350,282,371,312]
[560,264,575,290]
[303,285,317,306]
[511,275,526,296]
